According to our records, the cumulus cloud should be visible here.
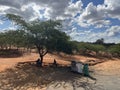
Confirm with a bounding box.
[43,0,83,20]
[0,0,120,43]
[75,0,120,28]
[4,3,41,21]
[0,1,44,21]
[76,2,110,28]
[65,1,83,17]
[69,25,120,43]
[0,0,84,21]
[104,0,120,20]
[0,0,120,23]
[0,5,10,15]
[70,32,98,42]
[0,0,71,20]
[106,26,120,37]
[42,0,70,20]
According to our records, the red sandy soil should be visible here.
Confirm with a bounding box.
[0,53,38,72]
[93,59,120,75]
[0,53,120,90]
[0,52,120,75]
[0,52,97,72]
[0,53,97,72]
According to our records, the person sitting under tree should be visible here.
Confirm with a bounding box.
[53,59,57,67]
[36,58,42,67]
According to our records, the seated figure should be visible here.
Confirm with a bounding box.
[53,59,57,67]
[36,58,42,67]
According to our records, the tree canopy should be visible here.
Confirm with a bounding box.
[4,14,73,65]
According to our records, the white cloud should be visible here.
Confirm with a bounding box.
[106,26,120,37]
[0,0,120,23]
[0,0,120,43]
[0,0,71,21]
[0,5,10,15]
[65,1,83,17]
[104,0,120,20]
[0,5,10,11]
[75,0,120,28]
[69,25,120,43]
[43,0,83,20]
[0,20,4,24]
[0,0,84,21]
[76,2,110,28]
[20,3,45,21]
[41,0,69,20]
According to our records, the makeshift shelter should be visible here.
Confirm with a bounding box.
[71,61,83,74]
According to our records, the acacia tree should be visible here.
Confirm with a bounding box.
[26,20,63,64]
[95,38,104,44]
[5,14,71,65]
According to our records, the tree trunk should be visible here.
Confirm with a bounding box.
[36,45,48,67]
[40,55,43,66]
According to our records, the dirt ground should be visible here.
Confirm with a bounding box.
[0,52,99,72]
[91,59,120,90]
[0,53,120,90]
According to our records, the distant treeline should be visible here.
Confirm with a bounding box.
[71,40,120,58]
[0,30,119,58]
[0,30,32,50]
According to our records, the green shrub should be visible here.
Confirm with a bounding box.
[108,44,120,57]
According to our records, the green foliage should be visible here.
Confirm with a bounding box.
[108,44,120,57]
[0,33,7,48]
[0,49,22,58]
[73,41,120,57]
[5,14,27,28]
[74,42,106,55]
[89,44,106,53]
[0,30,28,49]
[3,14,119,58]
[76,42,89,53]
[95,38,104,44]
[4,14,74,64]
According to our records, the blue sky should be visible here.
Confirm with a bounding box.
[0,0,120,43]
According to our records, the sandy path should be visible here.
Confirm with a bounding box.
[47,59,120,90]
[91,59,120,90]
[93,59,120,75]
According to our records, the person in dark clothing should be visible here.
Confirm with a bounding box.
[36,58,41,67]
[53,59,57,67]
[83,64,89,76]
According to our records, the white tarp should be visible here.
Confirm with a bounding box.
[71,61,83,73]
[76,63,83,73]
